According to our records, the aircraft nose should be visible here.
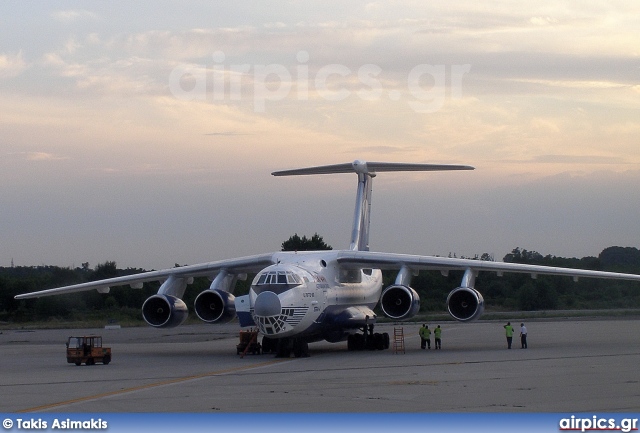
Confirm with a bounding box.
[254,291,281,317]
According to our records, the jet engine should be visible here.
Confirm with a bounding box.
[380,285,420,320]
[446,287,485,322]
[194,289,236,324]
[142,294,188,328]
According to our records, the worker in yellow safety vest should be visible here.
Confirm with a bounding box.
[504,322,514,349]
[434,325,442,349]
[419,324,431,349]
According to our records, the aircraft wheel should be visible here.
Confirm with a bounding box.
[347,334,355,351]
[369,333,378,350]
[275,339,291,358]
[262,337,275,354]
[352,333,365,350]
[293,341,309,358]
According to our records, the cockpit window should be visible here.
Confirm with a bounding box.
[277,272,287,284]
[252,270,303,294]
[287,273,301,284]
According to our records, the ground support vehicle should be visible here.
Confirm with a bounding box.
[236,329,262,356]
[66,335,111,366]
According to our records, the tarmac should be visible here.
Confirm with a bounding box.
[1,317,639,413]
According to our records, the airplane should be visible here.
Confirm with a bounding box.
[14,160,640,357]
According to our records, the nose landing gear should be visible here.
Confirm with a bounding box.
[274,337,309,358]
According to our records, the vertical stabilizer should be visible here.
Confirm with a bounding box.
[350,170,374,251]
[272,160,474,251]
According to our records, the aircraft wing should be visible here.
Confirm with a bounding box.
[336,250,640,282]
[14,253,277,299]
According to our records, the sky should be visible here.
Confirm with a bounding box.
[1,1,639,270]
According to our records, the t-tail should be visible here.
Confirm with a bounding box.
[272,160,474,251]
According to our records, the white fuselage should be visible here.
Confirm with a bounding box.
[249,251,382,340]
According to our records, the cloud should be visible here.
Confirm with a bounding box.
[529,16,559,26]
[511,78,631,90]
[263,22,287,29]
[532,154,628,165]
[204,132,254,136]
[9,152,70,161]
[51,9,98,23]
[0,51,27,78]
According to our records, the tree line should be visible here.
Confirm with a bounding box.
[2,244,640,324]
[412,246,640,313]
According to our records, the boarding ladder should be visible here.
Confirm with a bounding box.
[392,327,405,354]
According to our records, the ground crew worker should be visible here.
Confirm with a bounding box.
[520,323,528,349]
[423,325,432,349]
[434,325,442,349]
[504,322,514,349]
[419,324,432,349]
[419,324,428,349]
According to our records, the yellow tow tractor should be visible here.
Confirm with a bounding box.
[66,335,111,366]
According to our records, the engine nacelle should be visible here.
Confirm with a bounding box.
[142,294,188,328]
[380,285,420,320]
[194,289,236,324]
[447,287,485,322]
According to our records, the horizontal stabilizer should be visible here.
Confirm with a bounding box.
[272,159,473,252]
[272,160,474,176]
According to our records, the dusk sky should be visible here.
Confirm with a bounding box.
[1,1,639,270]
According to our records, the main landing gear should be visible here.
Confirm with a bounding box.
[266,337,310,358]
[347,322,390,351]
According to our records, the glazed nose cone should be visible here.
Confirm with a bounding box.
[254,291,281,317]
